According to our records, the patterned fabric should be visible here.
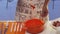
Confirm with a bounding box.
[15,0,49,23]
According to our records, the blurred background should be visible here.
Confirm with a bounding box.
[0,0,60,20]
